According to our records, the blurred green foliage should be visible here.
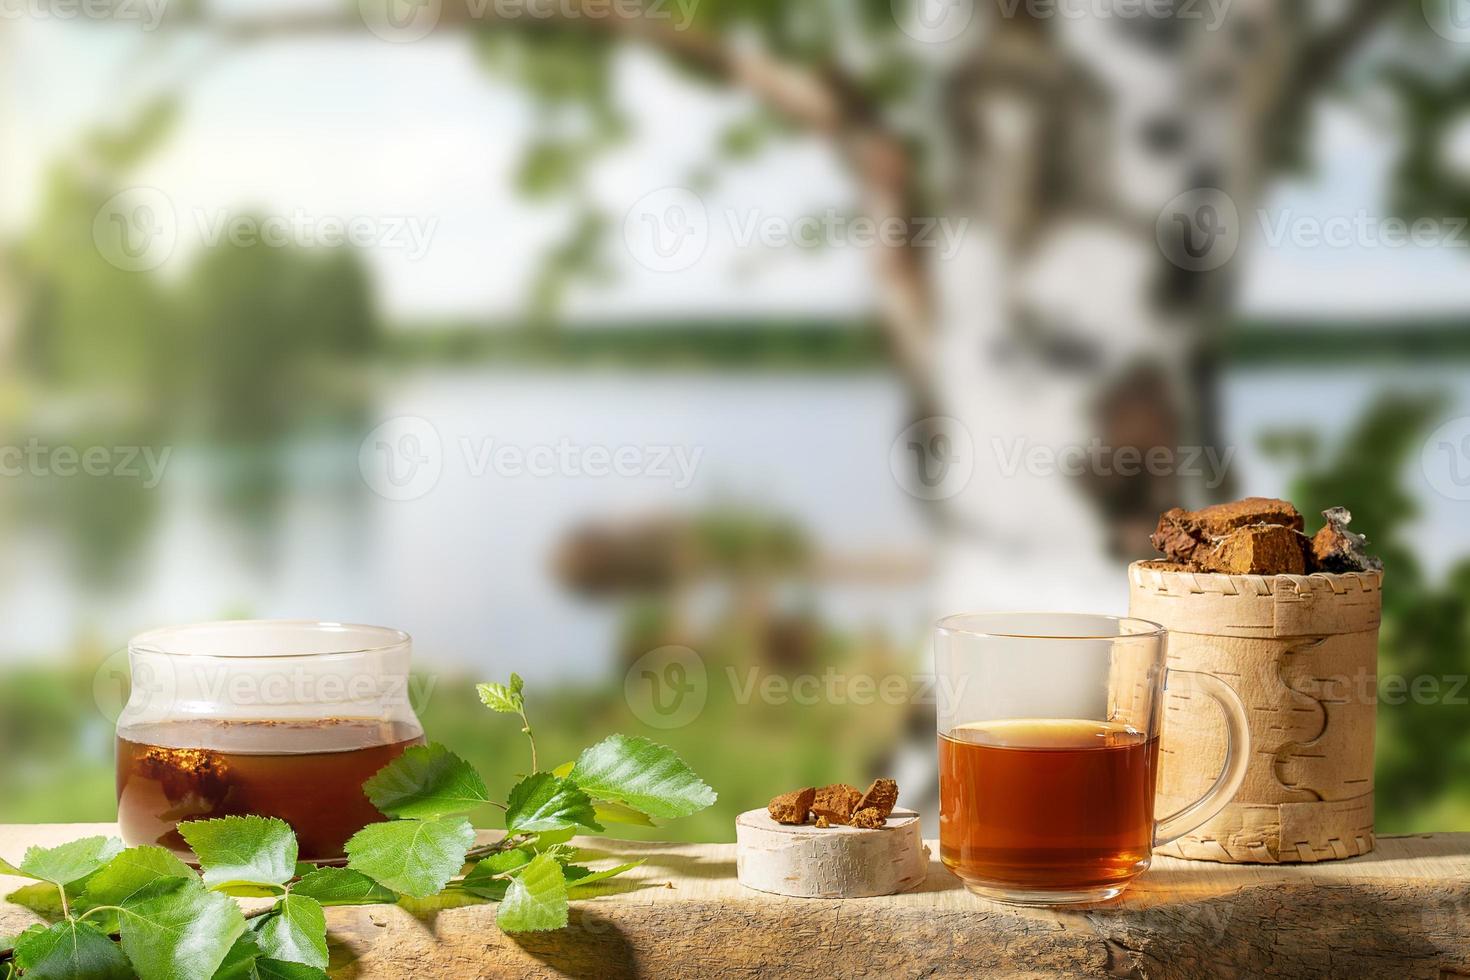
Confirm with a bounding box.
[0,639,912,843]
[1266,392,1470,832]
[5,107,381,580]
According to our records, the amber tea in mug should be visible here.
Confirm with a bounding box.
[117,622,425,862]
[934,614,1249,904]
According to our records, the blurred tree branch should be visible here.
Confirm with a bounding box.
[153,0,939,390]
[1270,0,1409,159]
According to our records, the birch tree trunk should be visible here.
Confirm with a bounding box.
[917,1,1300,616]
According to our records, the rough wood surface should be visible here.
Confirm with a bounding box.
[735,807,928,898]
[3,825,1468,979]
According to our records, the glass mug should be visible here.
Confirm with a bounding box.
[935,613,1249,905]
[116,621,425,861]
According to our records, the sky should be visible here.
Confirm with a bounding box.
[3,15,1470,324]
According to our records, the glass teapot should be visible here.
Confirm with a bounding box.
[116,621,425,861]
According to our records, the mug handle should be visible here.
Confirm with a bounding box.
[1154,668,1251,847]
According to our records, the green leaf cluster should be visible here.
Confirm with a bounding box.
[1,675,715,979]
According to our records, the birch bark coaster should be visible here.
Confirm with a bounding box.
[735,808,928,898]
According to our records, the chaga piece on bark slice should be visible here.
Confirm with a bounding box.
[1197,524,1308,575]
[1312,507,1384,573]
[810,784,863,824]
[856,778,899,819]
[814,815,830,828]
[850,807,885,830]
[1151,497,1305,564]
[767,787,815,825]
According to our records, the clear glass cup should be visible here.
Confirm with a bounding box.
[116,620,426,861]
[934,612,1249,905]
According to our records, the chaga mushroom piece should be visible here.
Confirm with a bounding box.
[1312,507,1384,573]
[856,778,899,819]
[1151,498,1305,565]
[767,787,815,825]
[1150,508,1209,564]
[850,807,886,830]
[810,784,863,825]
[1197,524,1309,575]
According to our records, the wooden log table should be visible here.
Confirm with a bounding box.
[3,825,1468,979]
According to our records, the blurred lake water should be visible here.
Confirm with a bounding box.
[2,363,1466,679]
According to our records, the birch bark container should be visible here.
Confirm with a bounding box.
[1129,562,1381,863]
